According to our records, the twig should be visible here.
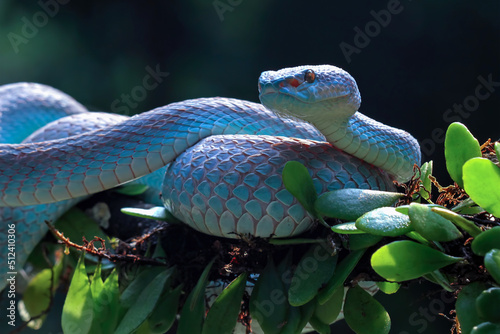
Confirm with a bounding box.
[45,221,166,266]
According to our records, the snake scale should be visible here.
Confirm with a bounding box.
[0,65,420,287]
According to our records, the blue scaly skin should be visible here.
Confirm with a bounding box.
[0,65,421,291]
[163,135,394,237]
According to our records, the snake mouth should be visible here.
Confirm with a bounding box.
[259,81,312,103]
[259,89,319,122]
[259,86,347,106]
[258,87,278,96]
[260,78,351,105]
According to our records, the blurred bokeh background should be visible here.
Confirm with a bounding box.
[0,0,498,333]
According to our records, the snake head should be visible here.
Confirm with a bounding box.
[258,65,361,123]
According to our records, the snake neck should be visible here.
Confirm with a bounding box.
[310,112,421,182]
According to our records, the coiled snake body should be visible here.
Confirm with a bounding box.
[0,65,420,283]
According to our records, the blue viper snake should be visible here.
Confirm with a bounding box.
[0,65,421,288]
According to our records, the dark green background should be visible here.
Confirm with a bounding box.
[0,0,498,333]
[1,0,499,179]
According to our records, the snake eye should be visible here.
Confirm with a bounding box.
[304,69,315,84]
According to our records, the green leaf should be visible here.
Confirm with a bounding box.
[376,281,400,294]
[62,252,94,334]
[444,122,482,188]
[317,249,366,305]
[120,206,172,221]
[279,305,302,334]
[346,234,383,250]
[249,258,288,334]
[331,222,366,234]
[178,257,217,334]
[148,285,182,334]
[308,314,331,334]
[25,241,61,270]
[431,206,482,237]
[405,231,432,245]
[190,257,217,311]
[98,269,120,333]
[114,268,173,334]
[288,244,338,306]
[476,287,500,323]
[457,282,488,334]
[276,249,293,283]
[280,299,316,334]
[418,161,433,201]
[496,142,500,161]
[134,320,151,334]
[451,197,478,213]
[282,161,318,215]
[315,188,403,220]
[427,270,453,292]
[90,262,104,297]
[370,240,463,281]
[313,286,344,325]
[355,207,412,237]
[20,258,63,329]
[484,249,500,285]
[457,206,484,215]
[202,272,248,334]
[471,322,500,334]
[152,238,167,259]
[296,300,316,332]
[344,286,391,334]
[114,183,149,196]
[395,203,442,215]
[472,226,500,256]
[408,203,462,241]
[120,266,168,308]
[279,267,316,334]
[89,263,105,334]
[463,157,500,218]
